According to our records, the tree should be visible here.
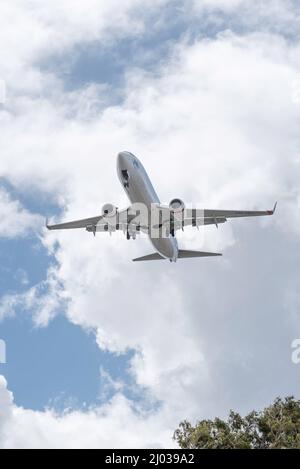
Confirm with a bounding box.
[174,397,300,449]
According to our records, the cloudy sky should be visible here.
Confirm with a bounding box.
[0,0,300,449]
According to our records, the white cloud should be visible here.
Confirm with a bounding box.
[0,188,42,239]
[193,0,244,11]
[0,377,13,441]
[1,0,300,449]
[0,0,167,97]
[0,266,66,325]
[0,376,175,449]
[191,0,300,46]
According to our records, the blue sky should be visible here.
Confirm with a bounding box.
[0,198,135,411]
[0,0,300,449]
[2,316,120,409]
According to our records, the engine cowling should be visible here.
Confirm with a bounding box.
[102,203,117,217]
[169,198,185,213]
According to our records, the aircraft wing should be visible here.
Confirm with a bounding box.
[181,202,277,229]
[46,207,146,234]
[202,202,277,219]
[183,202,277,229]
[47,215,103,230]
[47,203,277,233]
[154,202,277,233]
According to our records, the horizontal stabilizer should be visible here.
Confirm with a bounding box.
[132,250,222,261]
[132,253,164,262]
[178,250,222,258]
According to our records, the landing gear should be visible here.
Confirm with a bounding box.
[170,223,175,238]
[127,231,130,240]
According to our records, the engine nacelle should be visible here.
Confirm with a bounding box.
[169,198,185,213]
[102,203,117,218]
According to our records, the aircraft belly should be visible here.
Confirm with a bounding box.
[126,167,178,260]
[127,173,159,207]
[150,237,178,260]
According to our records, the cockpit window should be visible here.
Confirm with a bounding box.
[133,159,139,169]
[121,169,129,188]
[122,169,129,181]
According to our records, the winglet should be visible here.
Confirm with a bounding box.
[268,202,277,215]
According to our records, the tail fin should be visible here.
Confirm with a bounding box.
[132,250,222,261]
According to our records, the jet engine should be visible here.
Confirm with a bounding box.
[102,203,117,217]
[169,198,185,213]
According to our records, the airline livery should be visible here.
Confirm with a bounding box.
[47,152,276,262]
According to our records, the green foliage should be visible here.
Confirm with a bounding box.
[174,397,300,449]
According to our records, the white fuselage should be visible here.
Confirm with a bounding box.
[117,151,178,261]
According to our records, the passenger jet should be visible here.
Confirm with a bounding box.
[47,152,276,262]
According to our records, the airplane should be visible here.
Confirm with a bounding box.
[47,151,277,262]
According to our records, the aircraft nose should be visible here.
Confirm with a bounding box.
[118,151,131,168]
[117,152,126,168]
